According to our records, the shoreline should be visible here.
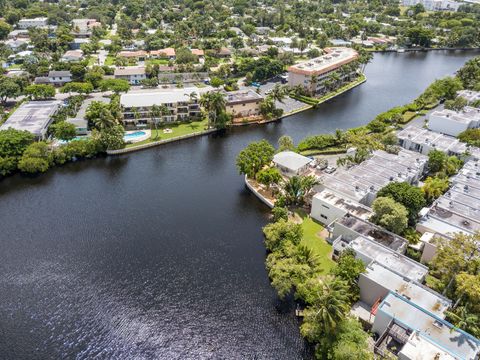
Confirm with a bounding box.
[370,47,480,53]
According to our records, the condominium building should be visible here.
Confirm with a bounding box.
[0,101,62,140]
[225,89,264,120]
[120,88,202,128]
[401,0,461,11]
[314,149,428,208]
[428,107,480,137]
[397,125,480,160]
[417,159,480,237]
[373,292,480,360]
[287,47,358,95]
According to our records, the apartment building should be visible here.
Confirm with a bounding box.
[225,89,264,120]
[287,47,358,95]
[428,107,480,137]
[120,88,202,128]
[114,67,147,85]
[17,17,48,29]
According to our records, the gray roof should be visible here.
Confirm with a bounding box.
[0,101,61,137]
[48,70,72,77]
[120,88,203,107]
[273,151,312,172]
[379,292,480,360]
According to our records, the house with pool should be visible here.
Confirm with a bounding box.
[120,88,203,129]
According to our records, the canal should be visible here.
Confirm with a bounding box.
[0,50,478,359]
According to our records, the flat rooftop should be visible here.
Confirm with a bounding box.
[363,261,451,317]
[0,101,61,137]
[314,190,372,220]
[273,151,312,172]
[120,88,205,107]
[419,160,480,236]
[397,125,470,154]
[349,236,428,282]
[430,107,480,125]
[458,90,480,103]
[379,292,480,360]
[321,149,427,203]
[225,89,263,105]
[288,47,358,76]
[337,214,408,251]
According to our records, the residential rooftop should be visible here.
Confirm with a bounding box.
[320,149,427,204]
[120,88,204,108]
[273,151,312,173]
[430,107,480,125]
[399,332,457,360]
[224,89,263,105]
[114,67,146,76]
[344,236,428,282]
[287,47,358,76]
[0,100,61,137]
[313,189,372,220]
[378,292,480,360]
[363,261,451,317]
[335,214,408,251]
[458,90,480,103]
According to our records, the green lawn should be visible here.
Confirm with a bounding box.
[7,63,22,70]
[297,211,335,274]
[126,119,209,148]
[146,58,170,65]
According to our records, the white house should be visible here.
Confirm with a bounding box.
[428,107,480,137]
[114,67,146,85]
[61,50,84,62]
[272,151,312,177]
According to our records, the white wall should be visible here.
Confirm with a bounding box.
[310,195,347,225]
[428,114,469,137]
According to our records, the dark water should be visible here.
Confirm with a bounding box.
[0,50,478,360]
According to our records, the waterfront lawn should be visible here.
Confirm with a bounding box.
[126,119,209,148]
[296,211,335,274]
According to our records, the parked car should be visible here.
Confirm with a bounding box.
[324,166,336,174]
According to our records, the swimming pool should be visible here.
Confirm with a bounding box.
[123,131,149,143]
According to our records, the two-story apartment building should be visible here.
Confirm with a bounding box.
[17,17,48,29]
[114,67,147,85]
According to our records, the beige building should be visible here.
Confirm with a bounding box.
[225,90,263,120]
[287,47,358,95]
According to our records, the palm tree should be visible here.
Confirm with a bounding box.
[93,108,117,130]
[446,306,480,336]
[283,175,319,205]
[308,74,318,96]
[300,277,350,340]
[269,84,287,104]
[150,105,161,139]
[199,91,226,128]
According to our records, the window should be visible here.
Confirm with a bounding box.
[320,214,328,220]
[322,205,329,209]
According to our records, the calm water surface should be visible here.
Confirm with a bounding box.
[0,51,478,359]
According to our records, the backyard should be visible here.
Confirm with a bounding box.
[126,119,209,148]
[295,211,335,274]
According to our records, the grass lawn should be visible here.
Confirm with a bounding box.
[146,58,170,65]
[126,119,209,148]
[296,211,335,275]
[7,63,22,70]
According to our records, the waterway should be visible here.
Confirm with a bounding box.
[0,50,478,359]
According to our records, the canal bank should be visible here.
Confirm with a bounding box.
[0,50,478,359]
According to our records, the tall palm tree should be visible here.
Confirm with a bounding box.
[269,84,287,104]
[93,108,117,130]
[300,277,350,340]
[199,91,226,128]
[308,74,318,96]
[150,105,161,139]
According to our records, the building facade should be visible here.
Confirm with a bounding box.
[287,47,358,96]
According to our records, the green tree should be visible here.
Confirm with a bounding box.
[0,20,12,40]
[85,66,105,88]
[99,79,131,94]
[271,206,288,222]
[92,125,125,151]
[263,219,303,252]
[199,91,227,128]
[444,96,468,112]
[330,249,366,301]
[298,277,350,342]
[422,176,450,204]
[25,84,56,100]
[17,142,52,173]
[61,82,94,95]
[283,175,319,206]
[277,135,295,152]
[51,122,77,141]
[0,76,21,104]
[256,167,282,189]
[377,182,426,224]
[371,197,409,235]
[236,140,275,178]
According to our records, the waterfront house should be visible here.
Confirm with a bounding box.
[272,151,313,177]
[428,107,480,137]
[0,100,62,140]
[225,89,264,121]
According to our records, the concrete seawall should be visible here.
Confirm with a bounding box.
[244,176,274,208]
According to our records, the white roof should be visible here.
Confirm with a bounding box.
[273,151,312,172]
[120,88,203,107]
